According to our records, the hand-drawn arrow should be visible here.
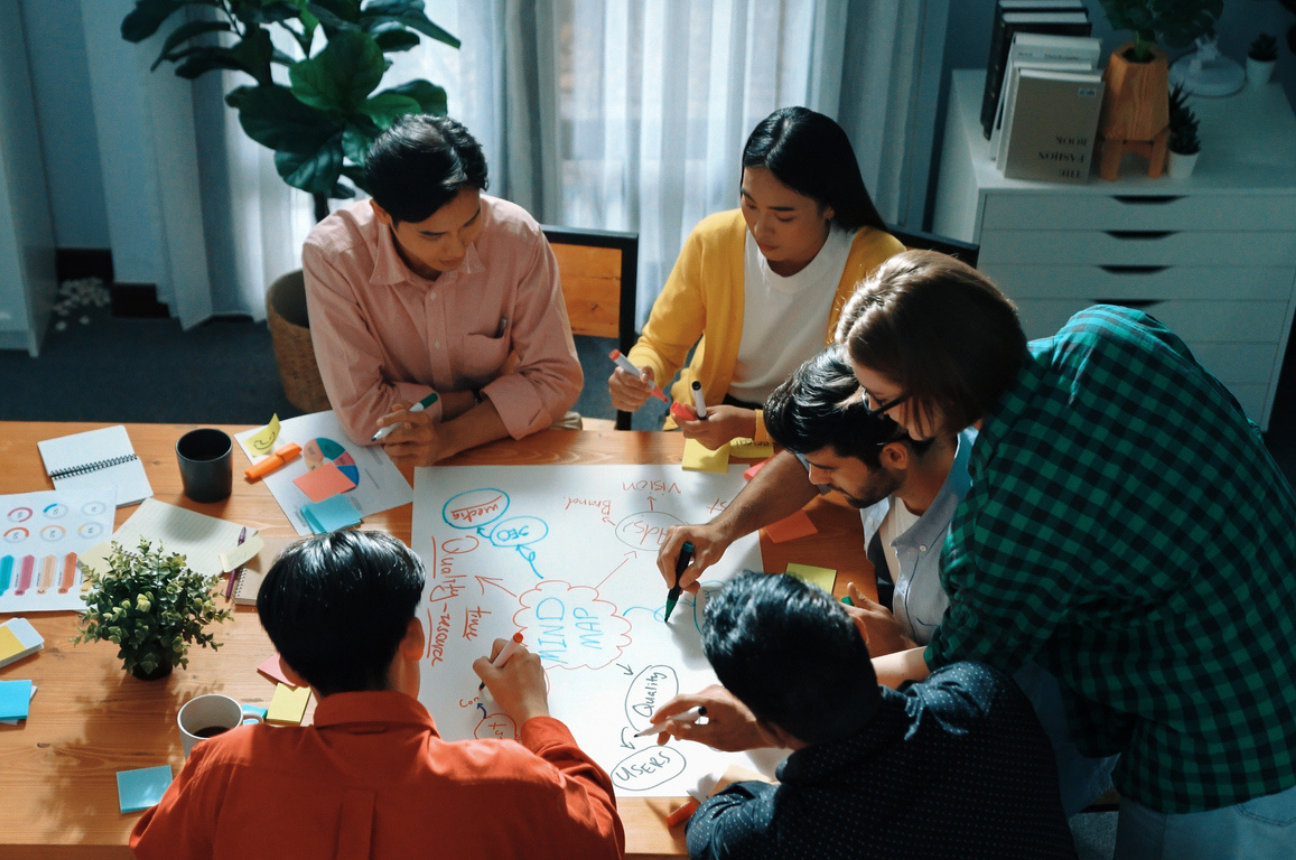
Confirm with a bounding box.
[620,727,638,749]
[647,495,656,511]
[617,663,633,675]
[477,703,488,718]
[476,575,516,597]
[602,516,615,526]
[595,557,631,591]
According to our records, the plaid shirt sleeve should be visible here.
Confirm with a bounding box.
[926,306,1296,814]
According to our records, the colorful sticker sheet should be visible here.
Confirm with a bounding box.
[1,489,115,613]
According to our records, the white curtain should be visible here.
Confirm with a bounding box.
[200,0,945,325]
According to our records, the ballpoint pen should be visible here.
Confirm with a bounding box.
[224,527,247,601]
[664,541,694,622]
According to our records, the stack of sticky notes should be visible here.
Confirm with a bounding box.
[266,683,311,724]
[786,562,837,594]
[292,462,357,502]
[0,617,43,669]
[301,494,362,534]
[117,765,173,814]
[256,653,299,688]
[0,680,34,723]
[729,438,774,459]
[682,438,730,473]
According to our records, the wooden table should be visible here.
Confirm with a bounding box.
[0,422,871,860]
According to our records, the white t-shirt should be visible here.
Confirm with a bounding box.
[729,226,853,405]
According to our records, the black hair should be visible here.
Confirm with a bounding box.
[258,530,425,697]
[837,250,1027,435]
[364,114,489,224]
[704,571,881,745]
[742,106,887,233]
[764,345,924,467]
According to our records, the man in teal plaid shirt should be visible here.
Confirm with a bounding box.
[836,250,1296,860]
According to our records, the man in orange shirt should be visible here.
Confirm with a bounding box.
[131,531,624,860]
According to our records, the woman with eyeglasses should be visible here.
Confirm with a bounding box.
[835,249,1296,860]
[608,106,903,449]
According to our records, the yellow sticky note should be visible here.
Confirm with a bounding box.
[246,415,281,457]
[266,683,311,724]
[785,563,837,594]
[682,439,730,473]
[0,627,22,662]
[729,438,774,459]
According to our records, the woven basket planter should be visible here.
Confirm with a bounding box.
[266,270,331,413]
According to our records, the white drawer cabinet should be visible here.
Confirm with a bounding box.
[934,70,1296,429]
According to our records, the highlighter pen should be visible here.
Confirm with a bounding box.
[609,350,669,402]
[634,705,707,738]
[372,391,440,442]
[690,380,708,419]
[244,442,303,481]
[478,631,525,691]
[664,541,694,622]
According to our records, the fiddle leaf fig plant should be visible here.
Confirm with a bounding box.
[73,540,232,680]
[1098,0,1223,62]
[121,0,459,218]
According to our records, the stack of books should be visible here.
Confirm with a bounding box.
[990,33,1105,183]
[980,0,1092,141]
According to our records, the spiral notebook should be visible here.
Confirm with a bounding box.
[37,425,153,507]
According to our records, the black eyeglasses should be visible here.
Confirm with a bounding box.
[862,391,909,418]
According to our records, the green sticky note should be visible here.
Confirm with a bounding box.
[785,563,837,594]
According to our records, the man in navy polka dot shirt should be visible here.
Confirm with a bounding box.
[681,572,1076,860]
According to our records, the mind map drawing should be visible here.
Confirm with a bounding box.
[412,464,786,796]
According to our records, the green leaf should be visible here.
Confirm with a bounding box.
[275,133,346,194]
[229,27,276,84]
[234,0,303,25]
[227,85,339,153]
[152,20,232,71]
[380,79,446,114]
[175,48,255,81]
[122,0,185,43]
[372,29,420,53]
[329,180,357,198]
[361,0,460,48]
[357,91,421,128]
[289,29,387,113]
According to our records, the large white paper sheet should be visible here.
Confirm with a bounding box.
[412,464,787,797]
[237,411,412,535]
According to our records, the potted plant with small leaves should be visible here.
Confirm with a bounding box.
[1167,83,1202,180]
[74,540,232,681]
[1248,34,1279,86]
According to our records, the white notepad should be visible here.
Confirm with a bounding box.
[37,425,153,507]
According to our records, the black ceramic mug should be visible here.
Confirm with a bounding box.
[176,428,233,503]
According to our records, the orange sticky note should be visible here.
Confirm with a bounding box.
[257,654,298,688]
[743,460,768,481]
[292,461,356,503]
[763,509,817,543]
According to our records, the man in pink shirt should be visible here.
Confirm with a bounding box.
[303,115,582,465]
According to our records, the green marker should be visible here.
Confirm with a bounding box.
[841,595,854,607]
[664,542,694,622]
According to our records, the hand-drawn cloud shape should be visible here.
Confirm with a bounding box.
[615,511,684,550]
[611,746,687,792]
[625,665,680,733]
[514,580,632,670]
[443,488,509,530]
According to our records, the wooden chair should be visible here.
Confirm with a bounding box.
[543,225,640,430]
[886,223,980,268]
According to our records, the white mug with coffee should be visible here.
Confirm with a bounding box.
[177,693,265,757]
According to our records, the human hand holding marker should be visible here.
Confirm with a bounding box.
[664,541,694,622]
[372,391,440,442]
[472,634,550,724]
[648,685,778,752]
[477,632,524,690]
[657,524,730,593]
[608,350,669,411]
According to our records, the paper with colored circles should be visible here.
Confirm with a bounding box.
[1,489,115,613]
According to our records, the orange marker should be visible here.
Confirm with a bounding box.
[610,350,669,402]
[478,631,525,691]
[666,798,700,827]
[244,443,302,481]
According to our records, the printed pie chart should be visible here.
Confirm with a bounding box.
[302,437,361,489]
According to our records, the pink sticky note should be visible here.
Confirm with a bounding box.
[292,462,357,503]
[744,459,768,481]
[764,509,818,543]
[257,654,298,688]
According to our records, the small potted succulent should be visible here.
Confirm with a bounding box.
[74,540,232,680]
[1248,34,1279,86]
[1167,83,1202,180]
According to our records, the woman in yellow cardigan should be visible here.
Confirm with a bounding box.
[609,107,904,448]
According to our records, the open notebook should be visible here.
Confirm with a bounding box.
[37,425,153,507]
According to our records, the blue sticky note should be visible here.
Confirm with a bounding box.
[117,765,173,814]
[0,679,32,721]
[301,494,361,534]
